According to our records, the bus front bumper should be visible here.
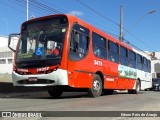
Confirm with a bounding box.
[12,69,68,87]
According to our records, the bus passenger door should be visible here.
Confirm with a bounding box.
[67,24,91,88]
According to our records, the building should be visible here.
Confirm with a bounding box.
[0,36,17,74]
[151,52,160,78]
[0,46,13,74]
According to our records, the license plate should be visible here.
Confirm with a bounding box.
[28,77,38,82]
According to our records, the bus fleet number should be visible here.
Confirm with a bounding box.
[94,60,103,66]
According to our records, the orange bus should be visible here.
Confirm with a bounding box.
[8,14,152,98]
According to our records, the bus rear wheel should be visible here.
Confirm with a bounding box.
[48,87,63,98]
[128,80,141,94]
[88,74,102,97]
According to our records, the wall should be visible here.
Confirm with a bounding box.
[0,36,14,74]
[151,52,160,78]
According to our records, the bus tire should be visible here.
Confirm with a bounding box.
[128,80,141,94]
[48,87,63,98]
[88,74,102,97]
[103,89,114,95]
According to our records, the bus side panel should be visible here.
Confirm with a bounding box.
[103,61,119,89]
[67,58,93,88]
[104,76,118,89]
[137,70,152,90]
[125,79,136,89]
[105,77,136,90]
[117,77,127,89]
[67,72,92,88]
[75,71,91,88]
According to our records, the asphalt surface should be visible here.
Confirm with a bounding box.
[0,90,160,120]
[0,74,160,120]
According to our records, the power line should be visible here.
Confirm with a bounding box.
[76,0,158,52]
[37,0,120,38]
[123,28,157,51]
[9,0,119,37]
[26,0,51,15]
[2,0,156,52]
[0,0,25,14]
[15,0,52,15]
[9,0,45,16]
[41,0,69,13]
[77,0,119,26]
[31,0,63,14]
[123,10,156,36]
[123,39,148,55]
[34,0,119,37]
[14,0,64,18]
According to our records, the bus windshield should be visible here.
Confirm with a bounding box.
[16,16,68,68]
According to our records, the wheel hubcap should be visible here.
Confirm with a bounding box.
[93,80,101,93]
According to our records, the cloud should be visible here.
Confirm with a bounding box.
[69,11,84,16]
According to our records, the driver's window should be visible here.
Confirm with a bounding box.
[70,31,79,52]
[69,24,89,61]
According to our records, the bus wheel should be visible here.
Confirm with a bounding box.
[48,87,63,98]
[88,74,102,97]
[128,80,141,94]
[103,89,114,95]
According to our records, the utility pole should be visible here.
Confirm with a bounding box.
[27,0,29,21]
[119,5,123,42]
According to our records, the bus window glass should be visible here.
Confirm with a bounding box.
[143,57,148,72]
[129,51,136,68]
[108,41,119,63]
[137,54,143,70]
[148,59,151,72]
[16,16,68,68]
[92,33,106,48]
[69,24,89,61]
[92,32,107,59]
[120,46,128,66]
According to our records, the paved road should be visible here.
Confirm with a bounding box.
[0,91,160,120]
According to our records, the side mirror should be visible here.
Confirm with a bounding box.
[8,33,20,52]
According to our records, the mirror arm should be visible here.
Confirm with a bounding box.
[8,33,20,53]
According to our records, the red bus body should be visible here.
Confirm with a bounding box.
[9,14,152,97]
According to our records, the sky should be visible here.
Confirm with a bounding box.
[0,0,160,52]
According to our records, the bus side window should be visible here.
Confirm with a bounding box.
[92,32,107,59]
[73,31,79,52]
[70,31,79,52]
[108,41,119,63]
[69,29,89,60]
[120,46,128,66]
[129,51,136,68]
[70,31,87,54]
[70,31,74,51]
[93,45,101,57]
[143,57,148,72]
[137,54,143,70]
[148,60,151,72]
